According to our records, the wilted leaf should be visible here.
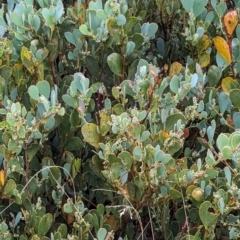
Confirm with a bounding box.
[21,46,33,73]
[224,10,238,36]
[103,215,119,231]
[81,123,100,148]
[199,52,210,68]
[99,110,111,136]
[213,36,231,64]
[197,35,211,54]
[221,77,239,95]
[169,62,182,77]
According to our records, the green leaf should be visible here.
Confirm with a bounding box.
[70,108,80,127]
[80,24,91,35]
[96,9,108,20]
[37,80,50,99]
[97,204,105,216]
[85,55,99,77]
[42,8,54,28]
[133,146,142,161]
[118,151,133,169]
[125,41,135,56]
[37,213,53,237]
[57,224,67,238]
[165,113,186,132]
[170,76,179,93]
[0,66,12,81]
[124,17,138,33]
[3,179,16,196]
[233,112,240,129]
[230,133,240,149]
[89,0,103,10]
[230,89,240,110]
[169,189,182,200]
[32,15,41,32]
[224,167,231,184]
[65,137,83,151]
[193,0,208,17]
[62,94,75,107]
[222,146,232,159]
[81,123,100,148]
[44,117,55,130]
[216,133,230,151]
[199,201,218,229]
[27,144,39,161]
[218,92,229,114]
[180,0,194,12]
[10,13,23,27]
[207,65,221,87]
[131,33,144,49]
[65,32,75,45]
[107,53,122,77]
[116,14,126,26]
[28,85,39,101]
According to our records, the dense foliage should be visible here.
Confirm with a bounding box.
[0,0,240,239]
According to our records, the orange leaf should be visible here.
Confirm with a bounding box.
[213,36,231,64]
[224,10,238,36]
[169,62,182,77]
[226,116,234,126]
[0,170,5,187]
[162,130,169,139]
[197,35,211,54]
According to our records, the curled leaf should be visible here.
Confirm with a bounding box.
[197,35,211,54]
[213,36,231,64]
[199,52,210,68]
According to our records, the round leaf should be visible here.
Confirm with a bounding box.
[107,53,122,77]
[37,80,50,99]
[81,123,100,148]
[28,85,39,101]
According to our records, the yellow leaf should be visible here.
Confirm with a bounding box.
[213,36,231,64]
[100,110,111,136]
[169,62,182,77]
[21,46,34,73]
[0,170,5,187]
[81,123,100,148]
[197,35,211,54]
[224,10,238,36]
[221,77,240,95]
[199,52,210,68]
[37,64,44,81]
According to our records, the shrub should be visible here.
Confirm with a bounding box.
[0,0,240,239]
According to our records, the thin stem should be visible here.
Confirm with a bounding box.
[47,54,57,85]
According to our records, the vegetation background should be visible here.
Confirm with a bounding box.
[0,0,240,239]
